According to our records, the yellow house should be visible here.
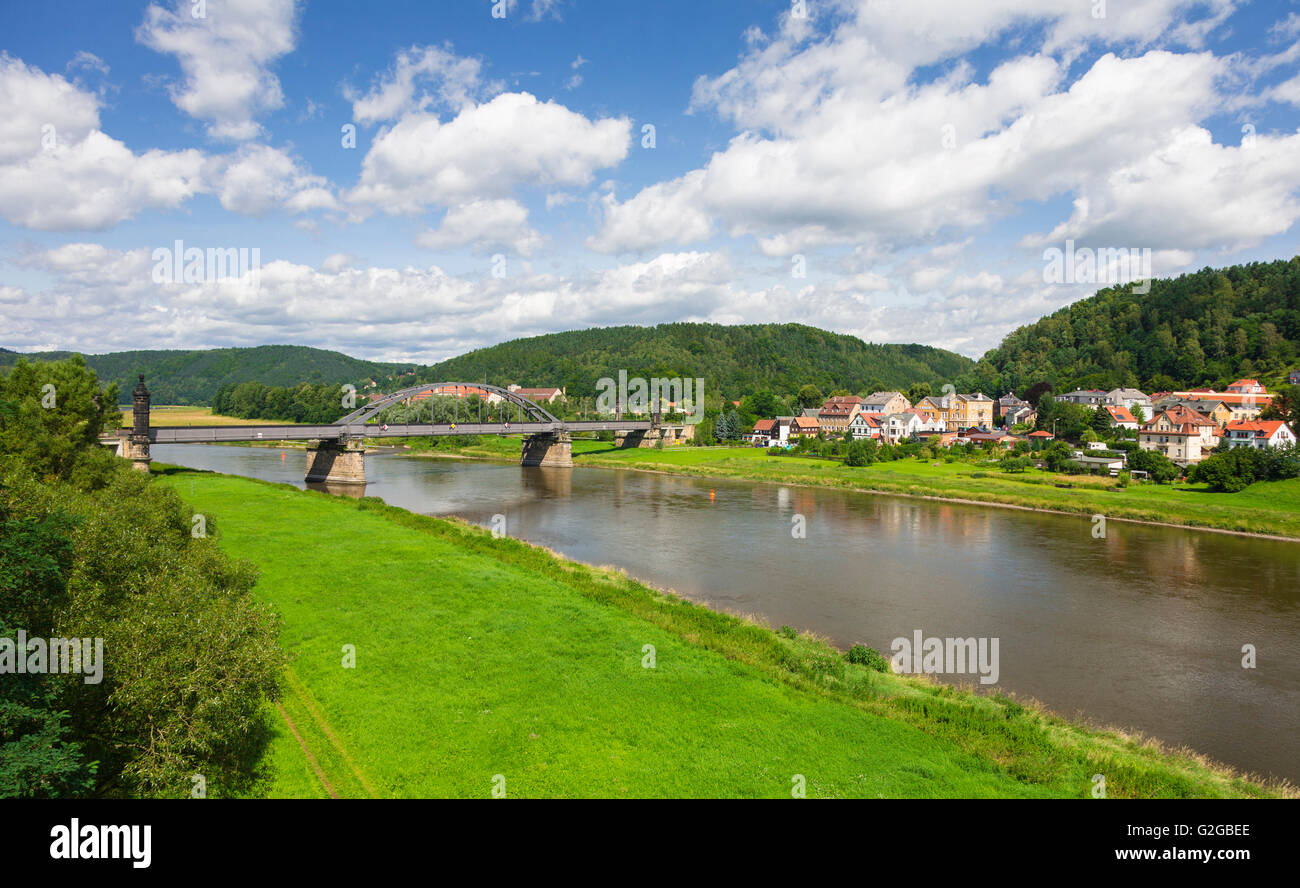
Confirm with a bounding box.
[914,393,994,430]
[1170,391,1270,422]
[914,396,952,427]
[956,393,994,428]
[1154,398,1232,429]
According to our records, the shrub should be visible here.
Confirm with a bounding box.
[846,644,890,673]
[778,625,797,639]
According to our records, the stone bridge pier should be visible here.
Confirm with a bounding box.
[305,438,367,484]
[520,431,572,468]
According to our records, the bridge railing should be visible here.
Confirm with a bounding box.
[136,418,653,444]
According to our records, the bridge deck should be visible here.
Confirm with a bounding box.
[124,420,654,444]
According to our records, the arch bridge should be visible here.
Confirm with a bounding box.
[116,377,663,483]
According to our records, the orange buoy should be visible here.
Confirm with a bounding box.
[710,489,715,501]
[280,452,285,460]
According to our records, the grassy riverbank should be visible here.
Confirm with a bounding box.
[403,437,1300,539]
[155,466,1288,798]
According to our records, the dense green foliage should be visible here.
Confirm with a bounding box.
[0,358,284,797]
[1189,445,1300,492]
[1260,384,1300,439]
[211,381,351,423]
[0,345,408,406]
[0,356,121,489]
[413,323,974,402]
[963,257,1300,396]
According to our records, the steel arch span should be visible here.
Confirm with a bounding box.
[336,382,561,426]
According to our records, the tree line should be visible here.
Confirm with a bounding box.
[963,257,1300,397]
[211,381,351,423]
[1,356,283,797]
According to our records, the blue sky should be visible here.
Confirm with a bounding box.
[2,0,1299,363]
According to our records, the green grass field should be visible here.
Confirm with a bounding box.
[403,437,1300,538]
[120,405,290,427]
[155,467,1290,798]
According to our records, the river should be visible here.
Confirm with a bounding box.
[154,443,1300,784]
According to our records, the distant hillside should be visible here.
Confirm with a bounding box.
[415,323,975,401]
[966,257,1300,397]
[0,345,410,405]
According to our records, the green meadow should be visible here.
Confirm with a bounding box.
[405,437,1300,539]
[157,467,1289,798]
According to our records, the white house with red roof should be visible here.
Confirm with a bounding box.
[1104,405,1139,430]
[880,411,924,443]
[1223,420,1296,450]
[848,411,882,440]
[508,384,565,403]
[1226,379,1266,395]
[1139,405,1220,465]
[749,418,777,445]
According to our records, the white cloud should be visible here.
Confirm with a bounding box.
[910,266,952,292]
[136,0,298,141]
[526,0,565,22]
[597,16,1300,262]
[0,56,205,230]
[6,244,737,360]
[345,44,495,125]
[1268,72,1300,107]
[587,170,713,253]
[207,143,337,216]
[67,51,110,76]
[319,253,356,272]
[415,199,543,256]
[0,53,101,164]
[1028,126,1300,251]
[348,92,630,215]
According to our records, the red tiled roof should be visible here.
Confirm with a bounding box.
[415,385,491,399]
[1027,430,1055,437]
[1175,391,1271,406]
[1225,420,1287,437]
[1154,404,1213,427]
[753,419,777,432]
[1105,406,1136,423]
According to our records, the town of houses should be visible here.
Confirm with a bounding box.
[745,378,1297,469]
[369,375,1296,472]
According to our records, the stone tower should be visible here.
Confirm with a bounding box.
[124,374,151,472]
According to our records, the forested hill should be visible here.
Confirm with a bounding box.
[0,345,409,405]
[964,257,1300,396]
[416,323,973,401]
